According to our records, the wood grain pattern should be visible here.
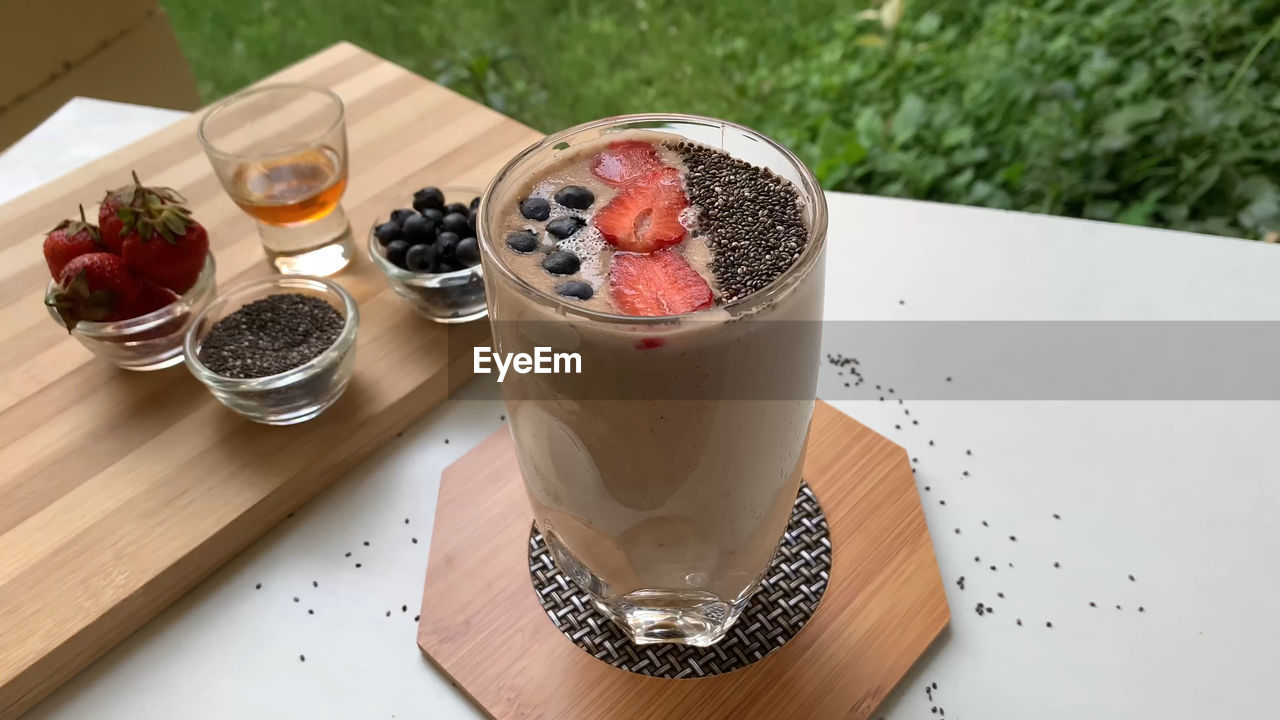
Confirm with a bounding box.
[418,401,950,720]
[0,42,542,718]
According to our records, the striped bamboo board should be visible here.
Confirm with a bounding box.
[0,42,541,718]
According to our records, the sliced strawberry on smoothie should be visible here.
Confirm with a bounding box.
[594,167,689,253]
[608,248,713,317]
[591,140,663,186]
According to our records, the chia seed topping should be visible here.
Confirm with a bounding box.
[198,293,344,378]
[668,141,809,302]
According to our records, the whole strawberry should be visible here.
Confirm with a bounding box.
[117,195,209,294]
[43,205,103,279]
[45,252,142,330]
[99,171,186,254]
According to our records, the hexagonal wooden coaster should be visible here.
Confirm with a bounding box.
[417,401,949,719]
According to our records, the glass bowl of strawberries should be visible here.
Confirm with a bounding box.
[43,174,215,371]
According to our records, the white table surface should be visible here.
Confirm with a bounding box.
[9,103,1280,720]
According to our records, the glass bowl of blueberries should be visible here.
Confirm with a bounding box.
[368,186,486,323]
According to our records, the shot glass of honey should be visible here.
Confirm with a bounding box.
[198,83,354,276]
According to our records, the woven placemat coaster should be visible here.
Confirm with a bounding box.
[527,482,831,679]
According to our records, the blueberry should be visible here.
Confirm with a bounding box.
[385,240,410,269]
[554,185,594,210]
[456,237,480,266]
[556,281,593,300]
[441,212,470,235]
[413,187,445,213]
[402,213,436,242]
[405,243,437,272]
[436,258,461,273]
[421,208,444,225]
[542,249,580,275]
[505,230,538,253]
[445,202,469,217]
[546,216,582,239]
[520,197,550,221]
[436,231,459,258]
[469,196,481,211]
[467,208,478,232]
[390,208,417,226]
[374,222,403,246]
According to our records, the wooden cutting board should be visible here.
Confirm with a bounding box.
[418,401,950,719]
[0,42,541,718]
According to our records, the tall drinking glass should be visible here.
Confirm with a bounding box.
[478,114,827,646]
[198,83,354,276]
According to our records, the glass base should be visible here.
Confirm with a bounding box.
[543,527,755,647]
[258,205,355,276]
[599,589,751,646]
[97,348,187,372]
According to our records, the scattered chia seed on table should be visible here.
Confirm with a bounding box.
[668,141,808,302]
[198,294,344,378]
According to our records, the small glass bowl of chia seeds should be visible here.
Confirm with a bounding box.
[183,275,359,425]
[367,186,487,324]
[47,252,217,371]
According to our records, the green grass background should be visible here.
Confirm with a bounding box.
[162,0,1280,240]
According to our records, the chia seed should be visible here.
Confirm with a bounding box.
[198,293,344,378]
[668,142,808,302]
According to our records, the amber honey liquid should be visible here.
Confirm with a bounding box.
[229,146,347,226]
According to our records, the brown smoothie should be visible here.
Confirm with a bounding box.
[481,125,826,645]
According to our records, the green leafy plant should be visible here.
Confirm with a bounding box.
[164,0,1280,239]
[747,0,1280,238]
